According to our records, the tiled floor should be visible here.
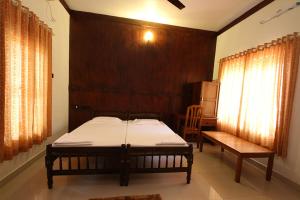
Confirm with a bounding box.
[1,144,300,200]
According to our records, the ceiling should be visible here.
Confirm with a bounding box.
[65,0,264,31]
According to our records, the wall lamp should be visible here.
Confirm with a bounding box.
[143,30,154,43]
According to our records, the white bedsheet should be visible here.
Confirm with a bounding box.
[126,121,187,147]
[53,119,187,147]
[52,120,127,147]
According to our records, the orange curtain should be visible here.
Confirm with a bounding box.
[217,33,300,157]
[0,0,52,162]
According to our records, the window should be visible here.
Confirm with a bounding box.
[0,0,52,161]
[217,33,300,157]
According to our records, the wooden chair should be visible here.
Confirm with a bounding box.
[183,105,202,147]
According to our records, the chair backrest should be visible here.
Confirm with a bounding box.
[184,105,202,130]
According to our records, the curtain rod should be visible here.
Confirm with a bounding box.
[220,33,299,61]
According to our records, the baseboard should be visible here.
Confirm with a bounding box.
[246,158,300,191]
[0,149,46,187]
[0,131,65,187]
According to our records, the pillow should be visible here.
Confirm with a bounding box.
[90,116,122,124]
[132,119,160,125]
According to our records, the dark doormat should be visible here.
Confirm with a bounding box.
[89,194,162,200]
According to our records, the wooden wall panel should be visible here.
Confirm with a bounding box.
[69,11,217,131]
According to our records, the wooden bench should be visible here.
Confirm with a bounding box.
[199,131,275,183]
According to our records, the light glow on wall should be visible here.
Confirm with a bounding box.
[129,0,170,25]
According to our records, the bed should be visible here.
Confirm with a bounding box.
[45,113,193,188]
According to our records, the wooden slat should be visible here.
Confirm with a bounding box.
[68,156,71,170]
[86,157,89,169]
[77,157,80,169]
[59,157,62,170]
[158,155,161,168]
[173,155,176,168]
[180,155,183,167]
[151,155,154,169]
[166,155,168,168]
[95,156,98,169]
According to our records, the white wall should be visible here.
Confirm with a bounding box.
[214,0,300,185]
[0,0,69,182]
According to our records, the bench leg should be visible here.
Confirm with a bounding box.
[199,133,204,152]
[221,147,224,152]
[266,154,274,181]
[235,155,243,183]
[197,134,199,148]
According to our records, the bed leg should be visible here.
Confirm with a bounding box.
[45,144,55,189]
[47,172,53,189]
[120,174,124,186]
[121,144,130,186]
[120,166,124,186]
[120,160,129,186]
[186,144,193,184]
[45,145,54,189]
[122,159,129,186]
[124,173,129,186]
[187,170,191,184]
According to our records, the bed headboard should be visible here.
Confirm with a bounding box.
[70,105,164,131]
[93,110,128,121]
[128,113,162,120]
[93,111,161,121]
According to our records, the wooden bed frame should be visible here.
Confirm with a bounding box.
[124,144,193,186]
[45,112,193,188]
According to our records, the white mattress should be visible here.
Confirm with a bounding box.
[53,118,187,147]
